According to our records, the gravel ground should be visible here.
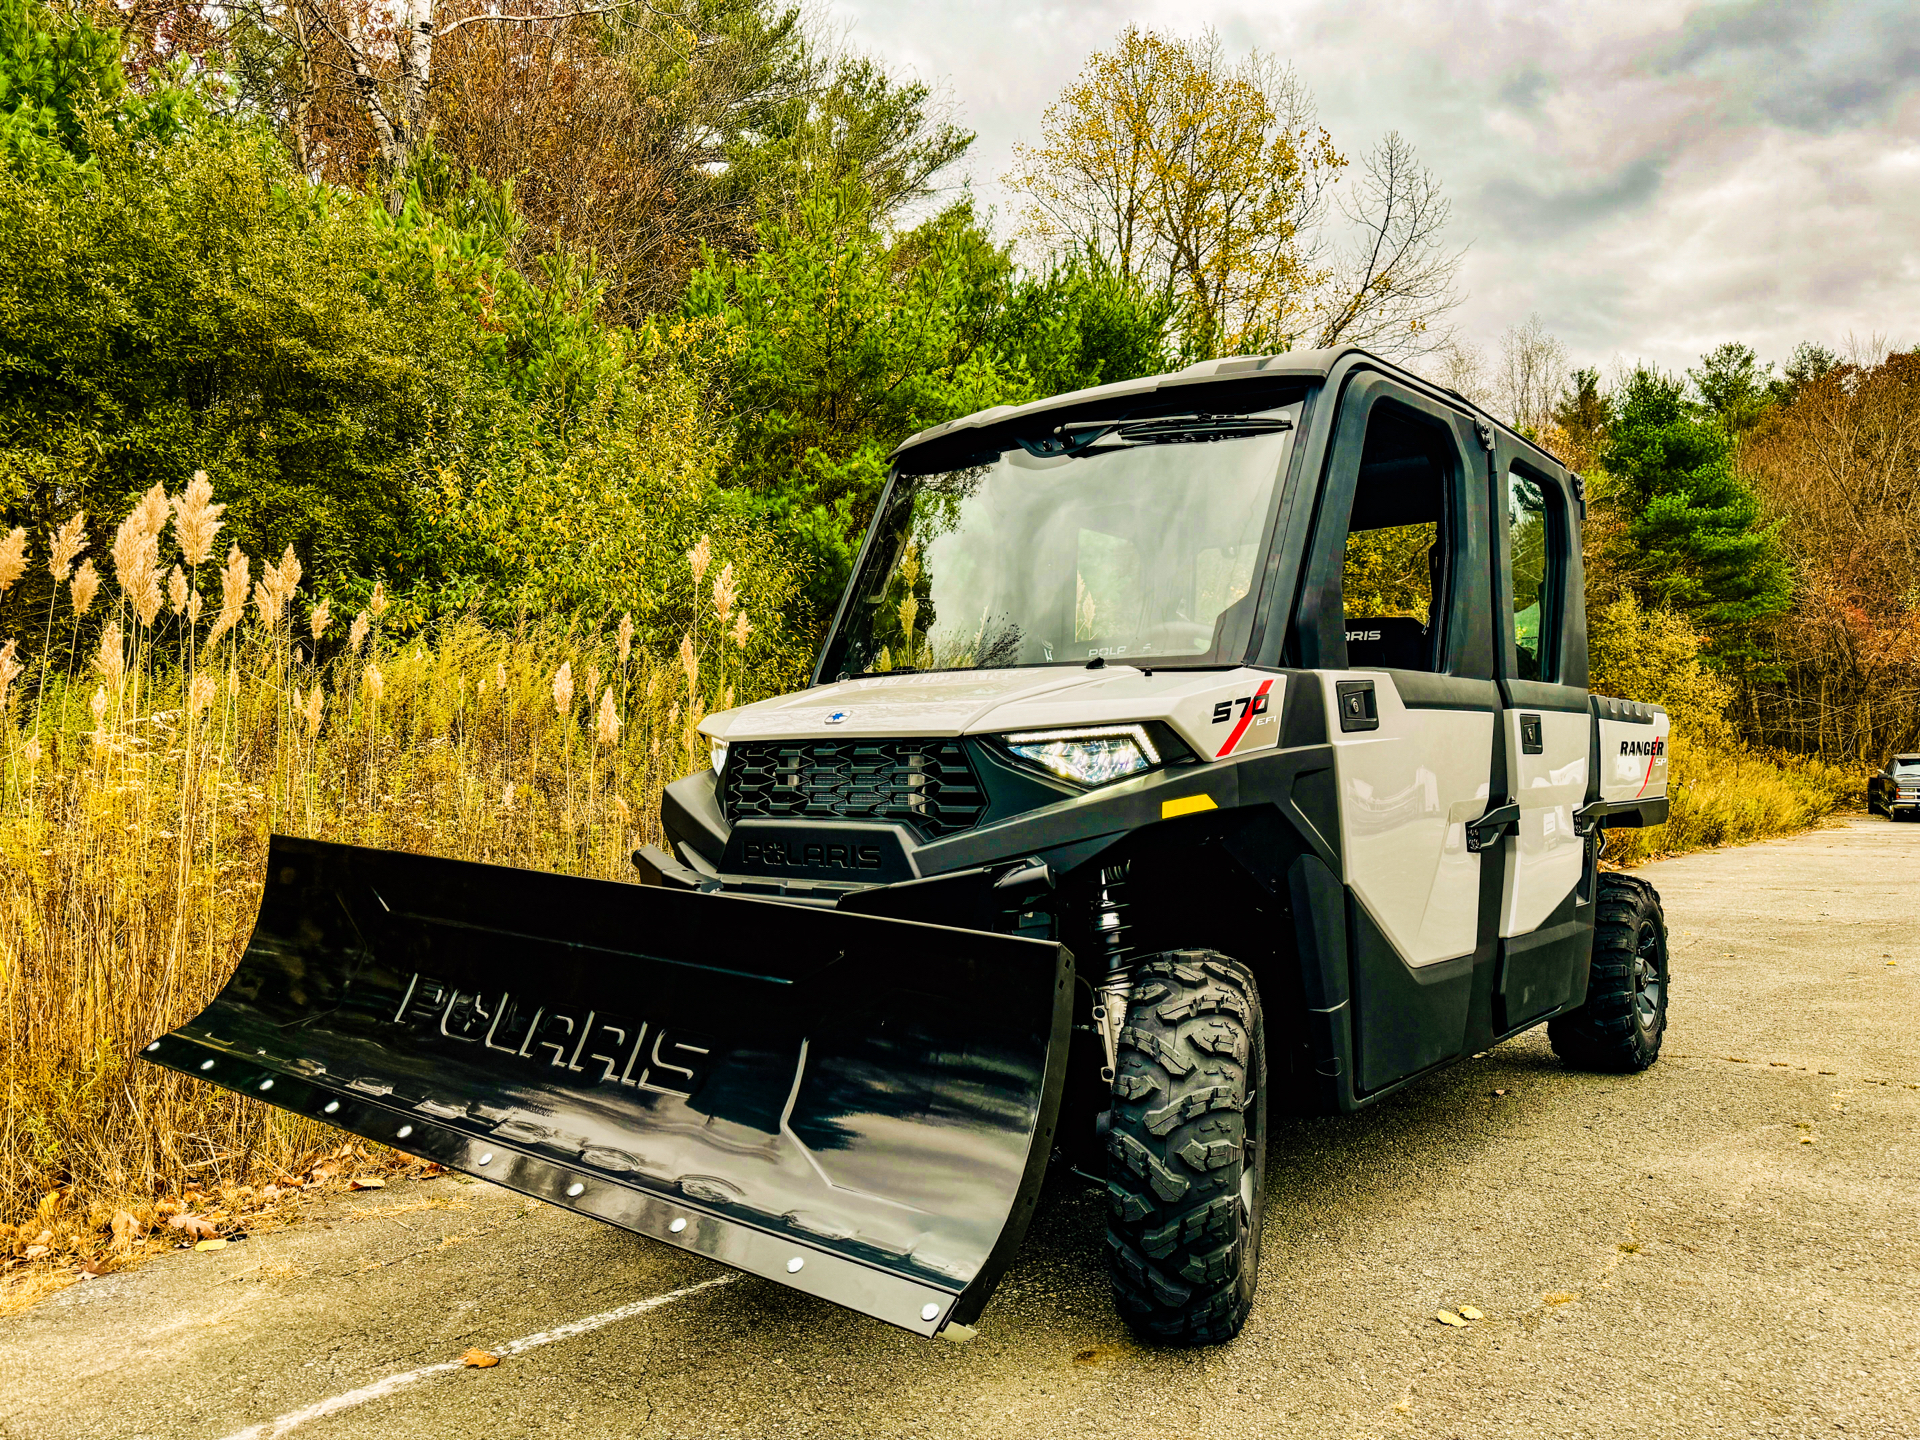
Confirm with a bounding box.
[1,817,1914,1440]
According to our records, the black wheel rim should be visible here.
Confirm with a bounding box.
[1631,919,1664,1031]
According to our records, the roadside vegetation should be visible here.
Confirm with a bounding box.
[0,0,1913,1297]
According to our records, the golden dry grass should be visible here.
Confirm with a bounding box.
[0,486,778,1289]
[1603,737,1862,868]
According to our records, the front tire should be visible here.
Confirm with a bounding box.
[1104,951,1266,1345]
[1549,873,1669,1072]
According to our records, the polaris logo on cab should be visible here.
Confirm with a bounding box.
[1620,738,1666,757]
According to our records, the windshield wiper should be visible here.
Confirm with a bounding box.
[1019,414,1292,458]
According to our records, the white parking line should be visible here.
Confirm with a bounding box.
[226,1274,739,1440]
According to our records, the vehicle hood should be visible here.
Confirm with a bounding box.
[701,669,1106,741]
[700,665,1287,763]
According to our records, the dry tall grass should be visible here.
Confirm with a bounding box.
[1603,737,1860,867]
[0,483,776,1260]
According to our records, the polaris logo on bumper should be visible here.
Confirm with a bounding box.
[721,821,916,883]
[743,837,885,870]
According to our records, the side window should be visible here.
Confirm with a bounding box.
[1337,406,1457,674]
[1506,468,1565,681]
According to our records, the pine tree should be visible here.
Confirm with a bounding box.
[1601,366,1791,671]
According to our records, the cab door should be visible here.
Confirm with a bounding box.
[1289,371,1500,1095]
[1489,442,1594,1030]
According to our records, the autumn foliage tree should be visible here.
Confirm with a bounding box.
[1006,25,1460,359]
[1740,346,1919,760]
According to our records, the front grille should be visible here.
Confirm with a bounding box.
[722,738,988,839]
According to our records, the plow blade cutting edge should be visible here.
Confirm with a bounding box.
[141,836,1073,1337]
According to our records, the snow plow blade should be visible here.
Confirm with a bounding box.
[142,835,1073,1337]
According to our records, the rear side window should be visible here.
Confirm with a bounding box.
[1506,468,1565,681]
[1336,406,1457,674]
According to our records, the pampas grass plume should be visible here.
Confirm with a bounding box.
[0,527,28,593]
[92,621,125,689]
[47,513,86,585]
[209,546,248,644]
[170,473,224,567]
[70,560,100,615]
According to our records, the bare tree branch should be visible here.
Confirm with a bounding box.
[1311,130,1465,359]
[434,0,664,40]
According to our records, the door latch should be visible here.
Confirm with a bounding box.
[1519,713,1544,754]
[1335,679,1378,732]
[1466,803,1520,852]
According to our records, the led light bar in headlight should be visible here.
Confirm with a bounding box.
[710,737,729,775]
[1002,725,1161,787]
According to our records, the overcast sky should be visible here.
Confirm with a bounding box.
[824,0,1919,377]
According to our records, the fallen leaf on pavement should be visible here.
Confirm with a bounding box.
[1799,1136,1814,1144]
[349,1177,386,1190]
[1544,1291,1578,1305]
[1435,1310,1467,1327]
[79,1259,118,1279]
[167,1212,219,1240]
[194,1238,228,1252]
[1458,1305,1483,1320]
[460,1349,500,1368]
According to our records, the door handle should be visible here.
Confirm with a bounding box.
[1335,679,1378,732]
[1466,803,1519,852]
[1519,713,1544,754]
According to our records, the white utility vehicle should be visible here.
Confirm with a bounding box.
[150,347,1673,1348]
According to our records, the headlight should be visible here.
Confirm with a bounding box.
[1003,725,1160,787]
[710,737,729,775]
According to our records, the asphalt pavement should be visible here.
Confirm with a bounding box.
[2,817,1915,1439]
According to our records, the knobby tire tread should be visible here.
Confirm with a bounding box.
[1105,950,1264,1346]
[1549,873,1668,1072]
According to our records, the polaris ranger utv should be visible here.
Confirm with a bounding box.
[145,346,1672,1347]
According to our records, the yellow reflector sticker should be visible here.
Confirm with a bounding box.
[1161,794,1218,819]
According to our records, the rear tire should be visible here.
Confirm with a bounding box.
[1549,874,1669,1072]
[1104,951,1266,1346]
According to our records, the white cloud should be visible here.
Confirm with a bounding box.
[826,0,1918,375]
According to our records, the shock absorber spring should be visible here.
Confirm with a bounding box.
[1093,860,1134,969]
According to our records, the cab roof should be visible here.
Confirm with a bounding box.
[891,346,1564,474]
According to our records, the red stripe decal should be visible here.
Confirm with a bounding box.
[1215,679,1275,760]
[1635,744,1659,798]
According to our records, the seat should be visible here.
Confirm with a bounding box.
[1344,616,1429,670]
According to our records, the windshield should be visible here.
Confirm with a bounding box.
[820,408,1298,678]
